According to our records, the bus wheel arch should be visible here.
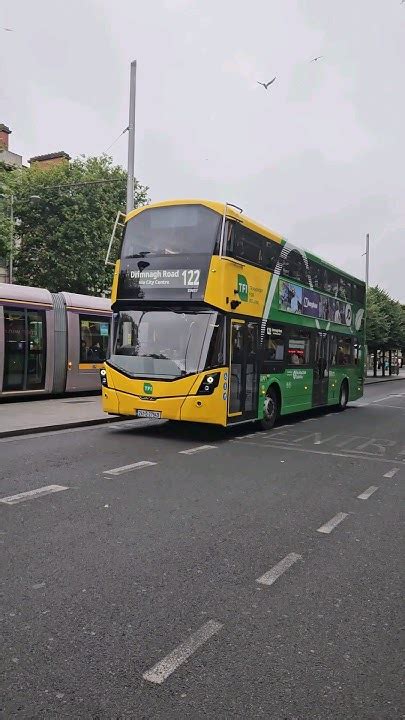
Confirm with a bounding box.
[259,383,281,430]
[338,378,349,410]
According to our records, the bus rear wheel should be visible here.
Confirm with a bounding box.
[259,388,279,430]
[337,380,349,411]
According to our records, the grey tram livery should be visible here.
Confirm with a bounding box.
[0,283,111,397]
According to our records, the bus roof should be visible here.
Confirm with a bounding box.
[126,199,365,287]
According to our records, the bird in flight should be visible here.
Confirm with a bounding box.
[257,77,276,90]
[2,27,14,31]
[310,55,323,62]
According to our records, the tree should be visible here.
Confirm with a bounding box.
[12,155,148,295]
[0,162,18,263]
[366,286,390,348]
[366,286,405,375]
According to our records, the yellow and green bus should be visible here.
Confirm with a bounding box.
[101,199,365,429]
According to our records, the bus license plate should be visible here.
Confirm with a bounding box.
[135,409,162,419]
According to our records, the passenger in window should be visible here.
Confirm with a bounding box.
[80,340,87,362]
[88,342,103,362]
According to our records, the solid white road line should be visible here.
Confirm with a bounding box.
[142,620,223,685]
[103,460,157,476]
[383,467,399,478]
[179,445,217,455]
[256,552,302,587]
[234,440,405,466]
[0,485,68,505]
[317,512,348,534]
[357,485,378,500]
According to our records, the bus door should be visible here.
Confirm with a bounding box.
[313,331,329,406]
[228,318,260,423]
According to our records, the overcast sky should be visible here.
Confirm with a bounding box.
[1,0,404,300]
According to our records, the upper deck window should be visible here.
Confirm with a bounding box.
[121,205,221,259]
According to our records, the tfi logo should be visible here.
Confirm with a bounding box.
[143,382,153,395]
[237,274,249,302]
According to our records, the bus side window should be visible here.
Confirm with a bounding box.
[233,225,263,265]
[329,334,338,365]
[282,249,307,284]
[353,338,360,365]
[336,335,352,365]
[264,239,281,272]
[287,330,310,365]
[264,325,285,362]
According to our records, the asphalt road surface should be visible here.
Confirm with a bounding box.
[1,382,404,719]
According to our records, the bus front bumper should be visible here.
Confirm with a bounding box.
[101,386,228,425]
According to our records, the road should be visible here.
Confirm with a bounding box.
[1,382,404,719]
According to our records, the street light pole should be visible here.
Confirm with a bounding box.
[126,60,137,215]
[365,233,370,289]
[9,193,14,284]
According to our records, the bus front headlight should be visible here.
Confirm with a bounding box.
[197,372,220,395]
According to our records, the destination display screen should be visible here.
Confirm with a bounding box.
[117,255,210,302]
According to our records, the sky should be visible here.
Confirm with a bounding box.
[1,0,404,301]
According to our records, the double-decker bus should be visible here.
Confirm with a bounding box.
[101,200,365,429]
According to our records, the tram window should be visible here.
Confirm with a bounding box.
[80,316,110,362]
[265,325,285,361]
[27,310,46,389]
[287,330,310,365]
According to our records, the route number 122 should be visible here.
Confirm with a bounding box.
[182,269,200,286]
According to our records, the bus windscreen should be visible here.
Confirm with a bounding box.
[121,205,221,258]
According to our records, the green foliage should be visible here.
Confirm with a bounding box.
[12,155,148,295]
[0,162,19,262]
[366,286,405,350]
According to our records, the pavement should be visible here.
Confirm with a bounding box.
[366,367,405,384]
[0,368,404,438]
[0,394,121,437]
[0,382,404,719]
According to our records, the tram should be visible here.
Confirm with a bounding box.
[0,283,111,397]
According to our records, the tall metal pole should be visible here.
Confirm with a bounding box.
[9,193,14,284]
[365,232,370,289]
[364,232,370,379]
[126,60,137,215]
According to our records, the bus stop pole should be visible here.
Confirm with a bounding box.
[126,60,137,215]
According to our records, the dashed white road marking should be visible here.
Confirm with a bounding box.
[142,620,223,685]
[357,486,378,500]
[0,485,68,505]
[179,445,217,455]
[256,552,302,587]
[103,460,157,476]
[317,512,348,534]
[383,467,399,478]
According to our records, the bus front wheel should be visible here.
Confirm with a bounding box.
[260,388,279,430]
[337,380,349,411]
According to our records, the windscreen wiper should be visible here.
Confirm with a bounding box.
[126,251,151,258]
